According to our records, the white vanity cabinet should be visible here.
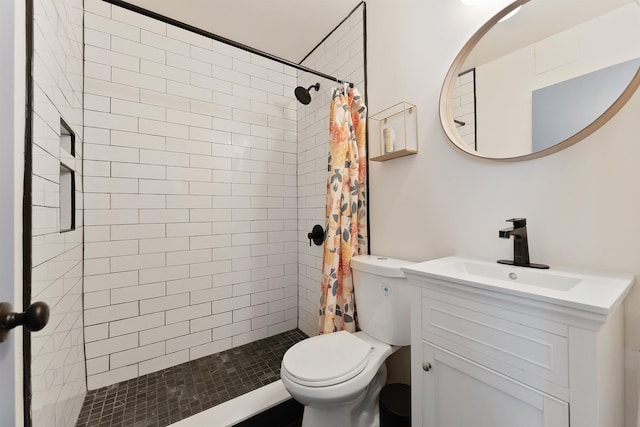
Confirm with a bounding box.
[403,257,634,427]
[421,341,568,427]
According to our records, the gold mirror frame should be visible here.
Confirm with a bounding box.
[439,0,640,161]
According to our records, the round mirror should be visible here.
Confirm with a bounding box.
[440,0,640,161]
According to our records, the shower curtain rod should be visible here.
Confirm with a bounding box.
[102,0,359,87]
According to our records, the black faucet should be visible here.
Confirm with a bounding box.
[498,218,549,269]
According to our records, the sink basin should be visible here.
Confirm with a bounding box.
[454,260,580,291]
[402,256,634,316]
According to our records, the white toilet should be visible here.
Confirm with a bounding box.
[281,255,412,427]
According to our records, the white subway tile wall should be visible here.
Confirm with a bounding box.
[452,71,476,150]
[31,0,87,425]
[296,6,366,337]
[83,0,299,389]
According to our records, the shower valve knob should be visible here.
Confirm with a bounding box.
[0,301,50,343]
[307,225,325,246]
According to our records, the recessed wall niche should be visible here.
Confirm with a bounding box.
[60,118,75,156]
[59,164,75,232]
[59,118,76,232]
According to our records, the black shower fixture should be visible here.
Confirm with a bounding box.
[294,83,320,105]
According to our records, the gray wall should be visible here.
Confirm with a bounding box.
[533,57,640,151]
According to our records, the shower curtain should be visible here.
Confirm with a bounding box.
[319,85,367,334]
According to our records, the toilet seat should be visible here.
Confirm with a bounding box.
[282,331,373,387]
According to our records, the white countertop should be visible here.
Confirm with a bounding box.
[402,256,635,316]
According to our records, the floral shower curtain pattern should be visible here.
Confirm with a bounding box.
[319,85,367,334]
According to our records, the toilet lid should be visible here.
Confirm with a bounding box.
[282,331,372,387]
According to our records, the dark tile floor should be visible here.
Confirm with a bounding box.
[76,329,308,427]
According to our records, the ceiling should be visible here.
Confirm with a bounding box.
[123,0,362,64]
[464,0,635,68]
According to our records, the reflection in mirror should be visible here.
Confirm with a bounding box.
[442,0,640,160]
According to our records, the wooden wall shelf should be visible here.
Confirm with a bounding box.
[369,102,418,162]
[370,148,417,162]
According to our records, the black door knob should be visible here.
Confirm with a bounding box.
[0,301,50,343]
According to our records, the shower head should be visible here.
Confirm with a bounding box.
[294,83,320,105]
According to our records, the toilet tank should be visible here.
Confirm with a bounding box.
[351,255,413,346]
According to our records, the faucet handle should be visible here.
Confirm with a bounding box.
[506,218,527,227]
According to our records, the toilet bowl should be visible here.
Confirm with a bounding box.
[281,331,394,426]
[281,255,413,427]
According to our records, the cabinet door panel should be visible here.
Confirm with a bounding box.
[422,342,568,427]
[421,289,569,399]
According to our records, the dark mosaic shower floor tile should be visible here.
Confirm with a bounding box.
[76,329,308,427]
